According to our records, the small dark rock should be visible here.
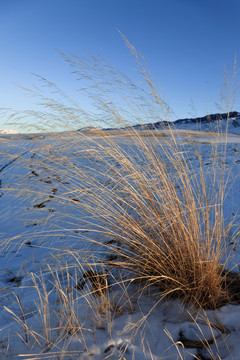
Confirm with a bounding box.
[25,241,32,247]
[104,344,114,353]
[31,170,39,177]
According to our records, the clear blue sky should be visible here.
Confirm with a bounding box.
[0,0,240,130]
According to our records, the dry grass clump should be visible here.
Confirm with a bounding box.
[21,123,237,311]
[71,127,236,310]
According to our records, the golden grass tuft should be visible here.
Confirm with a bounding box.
[73,127,237,310]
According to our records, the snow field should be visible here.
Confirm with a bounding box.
[0,129,239,359]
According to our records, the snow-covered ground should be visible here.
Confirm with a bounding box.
[0,129,239,359]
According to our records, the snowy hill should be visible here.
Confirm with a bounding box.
[0,128,20,134]
[78,112,240,135]
[129,111,240,135]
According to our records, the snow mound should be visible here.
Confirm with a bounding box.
[0,128,20,134]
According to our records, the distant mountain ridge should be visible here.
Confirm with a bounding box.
[173,111,240,125]
[97,111,237,135]
[129,111,240,134]
[78,111,240,135]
